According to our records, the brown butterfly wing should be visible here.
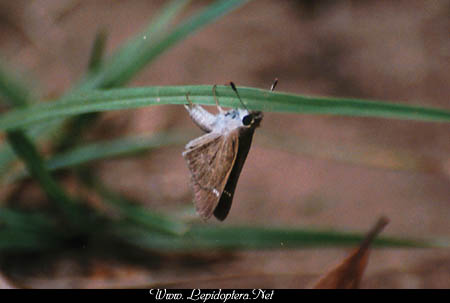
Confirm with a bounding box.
[183,131,239,219]
[213,126,257,220]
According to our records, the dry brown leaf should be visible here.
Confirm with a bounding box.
[313,216,390,289]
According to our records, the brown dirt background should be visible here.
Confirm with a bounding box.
[0,0,449,288]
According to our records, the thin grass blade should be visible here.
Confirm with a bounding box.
[77,0,248,90]
[54,29,109,153]
[78,170,188,236]
[6,131,81,222]
[112,224,435,251]
[0,85,448,132]
[6,131,187,183]
[0,62,30,108]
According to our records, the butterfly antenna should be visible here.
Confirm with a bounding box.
[230,82,249,111]
[270,78,278,91]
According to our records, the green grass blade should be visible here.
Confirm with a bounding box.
[6,131,187,183]
[0,208,56,232]
[76,0,191,90]
[186,225,429,249]
[54,29,109,153]
[5,131,187,183]
[77,0,248,90]
[0,61,30,107]
[0,230,60,252]
[78,169,188,236]
[0,61,33,175]
[87,29,108,72]
[112,224,434,251]
[0,61,77,232]
[49,132,186,169]
[0,118,63,177]
[99,188,189,236]
[0,207,61,254]
[0,85,448,132]
[6,131,81,221]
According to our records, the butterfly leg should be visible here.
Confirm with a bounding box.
[185,91,194,108]
[213,84,225,114]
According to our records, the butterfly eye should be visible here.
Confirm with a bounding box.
[242,114,253,126]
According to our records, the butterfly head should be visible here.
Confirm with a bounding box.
[227,108,263,129]
[242,110,263,128]
[229,82,264,129]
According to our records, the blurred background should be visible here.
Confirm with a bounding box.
[0,0,449,288]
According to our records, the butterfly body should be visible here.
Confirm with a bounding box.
[183,102,262,221]
[183,81,277,221]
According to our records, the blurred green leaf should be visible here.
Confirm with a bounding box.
[87,29,108,72]
[0,208,61,253]
[54,29,109,153]
[7,131,187,183]
[186,225,427,249]
[77,0,248,90]
[0,60,73,226]
[0,230,60,252]
[95,184,188,236]
[0,61,33,176]
[48,131,186,169]
[76,166,188,236]
[0,62,30,108]
[113,224,435,251]
[6,131,81,222]
[0,208,56,232]
[0,118,62,176]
